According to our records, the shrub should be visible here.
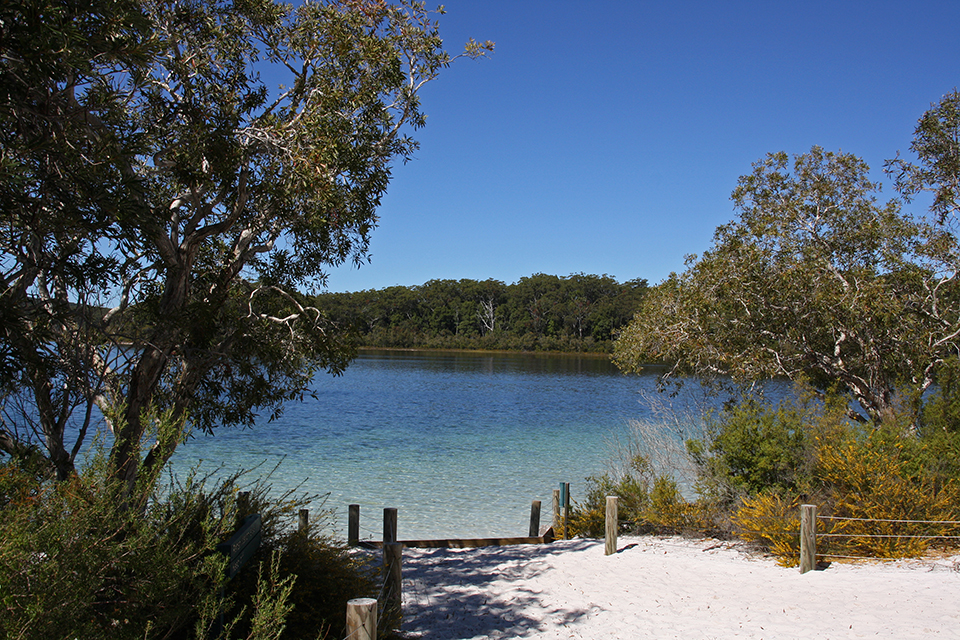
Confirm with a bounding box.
[0,460,232,639]
[567,457,721,538]
[814,433,960,560]
[566,469,650,538]
[691,395,813,500]
[226,488,379,640]
[732,493,802,566]
[0,456,379,640]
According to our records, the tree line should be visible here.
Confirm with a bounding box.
[314,273,648,352]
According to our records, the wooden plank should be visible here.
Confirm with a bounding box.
[605,495,618,556]
[348,504,360,546]
[800,504,817,574]
[361,532,553,549]
[529,500,542,538]
[383,507,398,544]
[383,542,402,627]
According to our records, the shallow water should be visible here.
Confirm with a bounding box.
[166,350,702,540]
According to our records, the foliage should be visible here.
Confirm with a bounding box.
[687,386,850,502]
[0,459,229,638]
[711,388,960,564]
[0,0,492,494]
[887,88,960,225]
[567,455,719,538]
[613,146,960,425]
[226,488,379,640]
[315,273,648,353]
[734,432,960,566]
[0,450,378,639]
[567,469,650,538]
[732,493,802,567]
[815,431,960,560]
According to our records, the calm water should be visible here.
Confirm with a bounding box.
[169,350,700,540]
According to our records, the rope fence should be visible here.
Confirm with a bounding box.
[798,504,960,573]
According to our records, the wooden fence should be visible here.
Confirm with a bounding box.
[341,492,564,639]
[798,503,960,574]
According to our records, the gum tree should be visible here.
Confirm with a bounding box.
[0,0,492,496]
[613,147,960,425]
[888,89,960,225]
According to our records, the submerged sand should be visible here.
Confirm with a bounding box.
[395,535,960,639]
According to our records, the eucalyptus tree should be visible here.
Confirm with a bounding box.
[888,89,960,226]
[0,0,492,495]
[613,147,960,424]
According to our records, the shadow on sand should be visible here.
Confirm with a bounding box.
[397,539,596,639]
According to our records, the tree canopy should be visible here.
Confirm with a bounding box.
[613,144,960,424]
[315,273,648,352]
[0,0,491,493]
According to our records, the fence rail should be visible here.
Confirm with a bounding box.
[799,503,960,573]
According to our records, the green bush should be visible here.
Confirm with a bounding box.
[0,456,379,640]
[691,395,811,499]
[567,468,650,537]
[567,454,721,538]
[0,460,231,639]
[226,489,378,640]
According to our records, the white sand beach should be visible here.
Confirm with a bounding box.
[396,536,960,639]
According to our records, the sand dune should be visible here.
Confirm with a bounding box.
[395,535,960,639]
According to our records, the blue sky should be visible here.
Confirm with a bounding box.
[323,0,960,293]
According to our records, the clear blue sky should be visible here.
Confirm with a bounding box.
[323,0,960,293]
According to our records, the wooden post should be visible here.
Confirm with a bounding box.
[348,504,360,546]
[383,542,402,629]
[552,489,560,530]
[345,597,377,640]
[298,509,308,534]
[383,507,398,544]
[605,495,619,556]
[800,503,817,574]
[237,491,250,526]
[529,500,541,537]
[561,483,571,540]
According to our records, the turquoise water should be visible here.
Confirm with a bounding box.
[169,350,687,540]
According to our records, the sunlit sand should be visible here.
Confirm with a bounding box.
[396,535,960,639]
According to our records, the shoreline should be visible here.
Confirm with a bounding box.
[357,345,617,359]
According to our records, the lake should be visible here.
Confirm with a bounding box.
[169,349,712,541]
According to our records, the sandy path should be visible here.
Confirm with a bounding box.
[395,536,960,639]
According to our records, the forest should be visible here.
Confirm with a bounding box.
[313,273,648,353]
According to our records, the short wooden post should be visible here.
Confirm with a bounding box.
[561,482,571,540]
[800,504,817,574]
[348,504,360,546]
[383,507,398,544]
[552,489,560,530]
[605,495,619,556]
[345,597,377,640]
[237,491,250,526]
[298,509,308,534]
[383,542,402,628]
[529,500,541,537]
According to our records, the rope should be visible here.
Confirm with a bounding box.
[819,533,960,540]
[818,515,960,525]
[816,553,903,561]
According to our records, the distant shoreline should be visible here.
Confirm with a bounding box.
[357,345,615,359]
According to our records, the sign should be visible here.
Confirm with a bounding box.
[217,514,262,579]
